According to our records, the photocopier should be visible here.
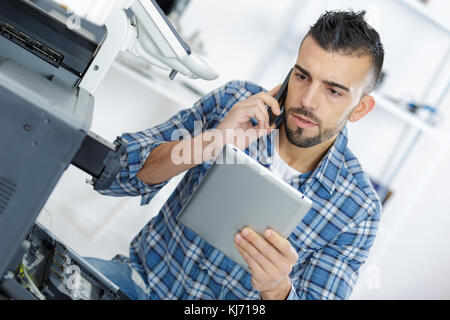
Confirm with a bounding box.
[0,0,218,300]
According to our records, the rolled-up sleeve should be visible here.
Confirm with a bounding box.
[96,134,167,205]
[96,82,232,206]
[288,202,381,300]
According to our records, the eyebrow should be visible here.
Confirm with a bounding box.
[294,64,350,92]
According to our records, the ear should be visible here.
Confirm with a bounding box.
[349,95,375,122]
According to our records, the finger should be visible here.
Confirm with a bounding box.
[247,92,281,120]
[243,105,269,129]
[258,94,282,117]
[264,229,298,263]
[234,238,266,277]
[254,100,270,129]
[240,228,289,269]
[235,231,276,275]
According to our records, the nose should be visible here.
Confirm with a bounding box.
[301,82,320,110]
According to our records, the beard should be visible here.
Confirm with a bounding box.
[283,106,349,148]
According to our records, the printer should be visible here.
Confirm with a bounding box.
[0,0,218,300]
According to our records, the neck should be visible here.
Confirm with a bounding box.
[277,123,337,173]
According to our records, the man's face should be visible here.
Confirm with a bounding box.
[282,36,373,148]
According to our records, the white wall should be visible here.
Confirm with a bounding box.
[38,0,450,299]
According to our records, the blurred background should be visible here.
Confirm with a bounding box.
[37,0,450,299]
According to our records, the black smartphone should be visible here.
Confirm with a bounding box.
[269,68,293,126]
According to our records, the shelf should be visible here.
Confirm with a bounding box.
[398,0,450,34]
[372,92,447,141]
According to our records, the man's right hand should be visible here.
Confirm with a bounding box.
[137,84,283,186]
[216,85,283,150]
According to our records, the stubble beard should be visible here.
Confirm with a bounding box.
[283,107,349,148]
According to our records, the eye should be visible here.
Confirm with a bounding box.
[329,88,342,97]
[295,73,307,81]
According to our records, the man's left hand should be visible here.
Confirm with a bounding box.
[234,227,298,300]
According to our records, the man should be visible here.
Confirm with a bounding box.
[87,10,384,300]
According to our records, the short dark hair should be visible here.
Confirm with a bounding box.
[304,10,385,94]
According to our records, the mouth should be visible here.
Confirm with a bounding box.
[290,113,318,129]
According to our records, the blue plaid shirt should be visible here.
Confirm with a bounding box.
[97,80,382,300]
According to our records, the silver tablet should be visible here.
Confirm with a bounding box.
[177,144,313,269]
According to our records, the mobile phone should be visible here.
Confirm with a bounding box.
[269,68,293,126]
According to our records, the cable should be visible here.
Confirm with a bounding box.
[17,263,46,300]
